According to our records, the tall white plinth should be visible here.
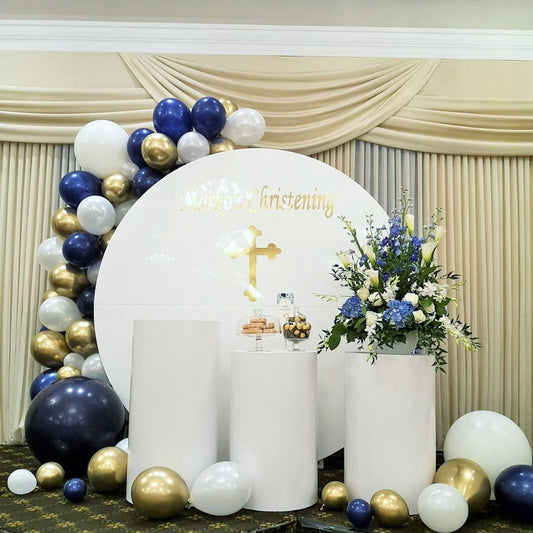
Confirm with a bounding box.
[126,320,219,502]
[230,350,317,511]
[344,352,436,514]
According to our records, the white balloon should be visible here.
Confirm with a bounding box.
[444,410,532,497]
[74,120,131,178]
[418,483,469,533]
[115,198,137,226]
[221,108,265,146]
[177,131,210,164]
[38,296,82,332]
[190,461,252,516]
[36,236,65,271]
[7,469,37,495]
[81,353,111,385]
[86,260,101,285]
[77,195,116,235]
[121,161,139,180]
[115,437,129,453]
[63,352,86,370]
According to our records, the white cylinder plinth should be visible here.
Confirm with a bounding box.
[126,320,219,502]
[345,352,436,514]
[230,350,317,511]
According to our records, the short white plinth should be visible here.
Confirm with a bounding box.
[126,320,219,502]
[230,350,317,511]
[344,352,436,515]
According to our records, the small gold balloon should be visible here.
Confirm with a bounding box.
[40,289,59,303]
[56,365,82,380]
[30,330,69,368]
[141,133,178,171]
[370,489,410,527]
[209,136,236,155]
[65,319,97,357]
[102,174,131,204]
[51,207,82,238]
[434,458,491,513]
[101,229,114,251]
[36,462,65,489]
[87,447,128,493]
[131,466,189,519]
[321,481,351,511]
[219,97,238,117]
[49,263,89,298]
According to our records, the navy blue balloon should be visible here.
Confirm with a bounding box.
[191,97,226,139]
[25,376,126,474]
[59,170,102,208]
[62,231,101,268]
[132,166,164,197]
[29,368,57,399]
[77,285,95,318]
[153,98,192,143]
[127,128,153,167]
[495,464,533,523]
[64,478,87,503]
[346,498,373,528]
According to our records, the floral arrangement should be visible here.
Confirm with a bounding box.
[317,197,480,370]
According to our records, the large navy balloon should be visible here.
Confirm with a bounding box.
[132,166,164,197]
[77,285,95,318]
[191,97,226,140]
[59,170,102,208]
[127,128,153,168]
[62,231,101,268]
[25,377,126,474]
[495,464,533,523]
[153,98,192,143]
[29,368,57,399]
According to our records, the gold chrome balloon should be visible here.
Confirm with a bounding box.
[131,466,189,519]
[36,462,65,489]
[434,458,491,513]
[101,229,114,251]
[321,481,350,511]
[87,447,128,493]
[141,133,178,171]
[56,365,82,380]
[209,136,236,155]
[370,489,409,527]
[219,97,238,117]
[102,173,131,204]
[40,289,59,303]
[49,263,89,298]
[51,207,83,238]
[30,330,69,368]
[65,319,97,357]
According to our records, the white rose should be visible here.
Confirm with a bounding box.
[366,311,379,326]
[413,310,426,323]
[403,293,419,307]
[422,301,435,314]
[357,287,370,301]
[368,292,384,307]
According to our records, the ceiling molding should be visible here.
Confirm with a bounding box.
[1,20,533,59]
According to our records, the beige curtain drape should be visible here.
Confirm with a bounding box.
[1,53,532,448]
[0,142,75,443]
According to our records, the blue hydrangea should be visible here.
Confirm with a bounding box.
[410,236,424,261]
[383,299,414,328]
[341,295,363,319]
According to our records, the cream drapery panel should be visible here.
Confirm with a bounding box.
[0,142,76,444]
[314,141,532,447]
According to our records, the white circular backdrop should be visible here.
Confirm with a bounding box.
[94,148,388,460]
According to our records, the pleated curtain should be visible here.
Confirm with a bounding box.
[0,54,531,449]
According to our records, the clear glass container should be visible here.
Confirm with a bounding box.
[282,306,312,351]
[238,308,279,351]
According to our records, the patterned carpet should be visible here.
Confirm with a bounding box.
[0,446,530,533]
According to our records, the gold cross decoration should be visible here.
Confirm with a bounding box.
[229,225,281,302]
